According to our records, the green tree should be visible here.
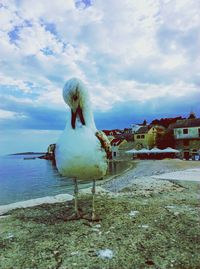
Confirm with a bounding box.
[156,130,175,149]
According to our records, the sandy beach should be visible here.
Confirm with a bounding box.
[0,159,200,268]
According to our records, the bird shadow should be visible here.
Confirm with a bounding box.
[10,199,93,225]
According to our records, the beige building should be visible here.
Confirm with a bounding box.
[133,125,165,150]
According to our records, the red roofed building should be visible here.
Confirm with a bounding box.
[102,129,123,141]
[110,138,127,158]
[102,129,122,136]
[111,138,123,146]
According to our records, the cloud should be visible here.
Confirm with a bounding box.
[0,94,66,130]
[0,0,200,134]
[95,90,200,130]
[0,73,32,92]
[0,109,27,120]
[90,79,199,113]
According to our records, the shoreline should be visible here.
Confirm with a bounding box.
[1,159,200,216]
[102,159,136,183]
[102,159,200,192]
[1,159,200,268]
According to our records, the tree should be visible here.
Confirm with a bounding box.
[151,119,160,125]
[188,112,196,119]
[156,130,175,149]
[143,119,147,125]
[151,116,184,128]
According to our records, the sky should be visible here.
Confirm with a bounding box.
[0,0,200,155]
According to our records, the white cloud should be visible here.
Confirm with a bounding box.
[0,3,22,31]
[16,22,63,56]
[89,79,199,112]
[160,54,186,70]
[35,86,64,107]
[0,73,32,92]
[151,52,187,71]
[0,0,200,124]
[0,94,34,105]
[160,0,200,31]
[0,108,27,120]
[19,0,75,21]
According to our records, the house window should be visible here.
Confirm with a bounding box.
[183,128,188,134]
[137,135,141,139]
[113,152,117,157]
[198,128,200,137]
[141,135,145,139]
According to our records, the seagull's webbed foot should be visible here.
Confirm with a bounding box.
[66,211,83,221]
[92,212,102,222]
[82,212,102,222]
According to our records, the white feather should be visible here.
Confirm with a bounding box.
[55,78,108,180]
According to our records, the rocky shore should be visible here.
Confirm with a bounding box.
[0,159,200,269]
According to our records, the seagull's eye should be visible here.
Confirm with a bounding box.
[73,95,78,102]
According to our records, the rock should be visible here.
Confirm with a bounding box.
[129,210,139,217]
[38,153,55,161]
[97,249,114,259]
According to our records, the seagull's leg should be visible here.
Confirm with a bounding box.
[91,179,96,220]
[91,179,101,221]
[73,178,81,219]
[81,179,101,221]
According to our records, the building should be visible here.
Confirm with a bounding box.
[102,129,122,141]
[121,128,134,141]
[133,125,165,150]
[130,124,141,134]
[173,117,200,159]
[110,138,128,159]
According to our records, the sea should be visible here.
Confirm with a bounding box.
[0,154,130,205]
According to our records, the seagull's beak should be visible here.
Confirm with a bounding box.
[71,105,85,129]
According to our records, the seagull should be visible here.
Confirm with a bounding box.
[55,78,111,221]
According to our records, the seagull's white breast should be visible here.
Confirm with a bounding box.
[55,126,107,180]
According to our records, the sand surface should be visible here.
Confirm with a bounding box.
[152,168,200,182]
[102,159,200,192]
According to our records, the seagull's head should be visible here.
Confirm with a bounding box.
[63,78,89,129]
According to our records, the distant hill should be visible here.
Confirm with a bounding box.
[9,152,46,156]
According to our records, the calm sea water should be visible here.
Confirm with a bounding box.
[0,154,130,205]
